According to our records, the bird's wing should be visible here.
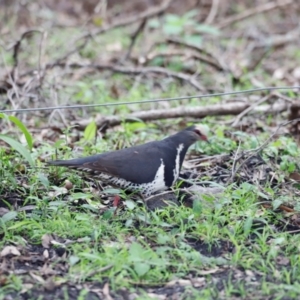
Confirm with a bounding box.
[51,141,167,184]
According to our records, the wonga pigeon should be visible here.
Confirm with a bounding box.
[48,124,209,197]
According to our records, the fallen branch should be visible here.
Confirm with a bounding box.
[72,101,290,130]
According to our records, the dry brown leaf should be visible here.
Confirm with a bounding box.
[43,249,49,259]
[102,282,114,300]
[0,245,21,257]
[20,283,33,294]
[44,277,57,291]
[147,293,166,299]
[197,267,220,275]
[165,279,191,287]
[42,233,54,248]
[29,271,45,284]
[289,172,300,182]
[191,277,206,287]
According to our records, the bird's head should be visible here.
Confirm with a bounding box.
[185,124,209,143]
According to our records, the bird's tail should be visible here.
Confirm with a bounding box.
[47,155,100,167]
[47,158,85,167]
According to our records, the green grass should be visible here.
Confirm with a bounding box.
[1,123,300,299]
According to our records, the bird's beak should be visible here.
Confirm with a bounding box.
[201,135,209,143]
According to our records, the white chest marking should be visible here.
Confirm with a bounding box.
[173,143,184,185]
[78,158,167,196]
[150,158,166,194]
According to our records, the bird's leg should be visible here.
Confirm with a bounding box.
[113,195,121,207]
[113,195,122,216]
[137,192,150,224]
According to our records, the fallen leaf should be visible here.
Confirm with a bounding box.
[42,233,54,248]
[103,282,113,300]
[29,271,45,284]
[0,246,21,257]
[165,279,191,287]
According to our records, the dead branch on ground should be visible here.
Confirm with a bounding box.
[72,100,291,130]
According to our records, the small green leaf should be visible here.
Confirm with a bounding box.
[102,208,114,220]
[192,199,202,216]
[8,220,35,230]
[163,24,183,35]
[243,217,253,235]
[1,211,18,223]
[273,198,284,210]
[157,233,171,244]
[124,200,136,210]
[183,35,202,46]
[102,188,122,195]
[125,218,133,227]
[194,24,220,35]
[69,255,80,266]
[84,120,97,141]
[8,116,33,150]
[134,262,150,277]
[148,18,160,29]
[70,192,92,200]
[129,242,144,259]
[0,114,33,151]
[38,173,49,187]
[80,204,99,212]
[0,134,34,167]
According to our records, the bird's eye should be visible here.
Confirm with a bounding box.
[194,129,202,136]
[194,128,208,141]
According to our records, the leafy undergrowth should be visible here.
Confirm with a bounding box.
[1,121,300,300]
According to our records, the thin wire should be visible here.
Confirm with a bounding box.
[0,86,299,114]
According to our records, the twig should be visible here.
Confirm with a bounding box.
[187,154,229,164]
[167,38,227,72]
[145,49,224,72]
[85,264,113,279]
[285,229,300,234]
[37,31,47,87]
[231,94,272,127]
[123,19,147,61]
[204,0,220,25]
[273,92,294,103]
[10,29,43,80]
[217,0,294,29]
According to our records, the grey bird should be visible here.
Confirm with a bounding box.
[48,124,209,197]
